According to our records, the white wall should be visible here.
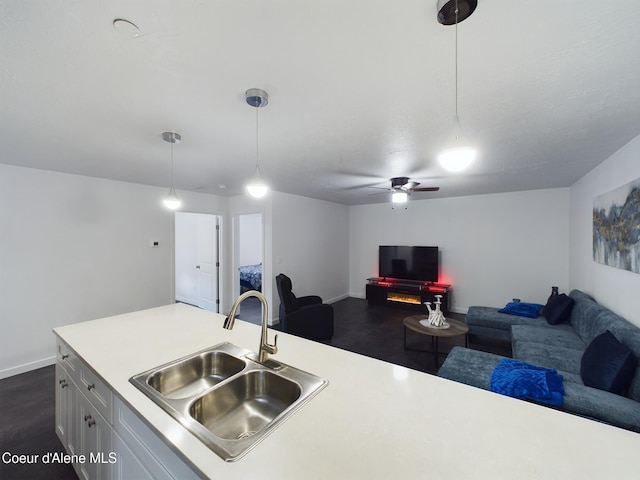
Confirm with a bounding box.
[271,192,350,309]
[238,213,263,266]
[569,134,640,327]
[349,188,570,312]
[0,164,227,378]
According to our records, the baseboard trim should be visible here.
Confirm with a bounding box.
[0,355,56,380]
[325,293,350,304]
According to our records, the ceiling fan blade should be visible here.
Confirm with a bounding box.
[411,187,440,192]
[404,181,420,190]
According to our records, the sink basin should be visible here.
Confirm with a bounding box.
[190,370,301,440]
[130,342,327,461]
[147,351,245,399]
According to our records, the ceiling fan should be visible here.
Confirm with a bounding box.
[372,177,440,203]
[371,177,440,203]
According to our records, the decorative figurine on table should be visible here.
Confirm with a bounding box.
[421,295,449,328]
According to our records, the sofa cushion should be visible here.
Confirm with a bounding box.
[580,330,638,395]
[543,293,574,325]
[568,291,603,344]
[512,340,584,377]
[466,306,547,341]
[511,324,585,350]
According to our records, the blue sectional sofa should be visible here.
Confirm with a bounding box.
[438,290,640,432]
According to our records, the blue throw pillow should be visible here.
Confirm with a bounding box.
[543,293,574,325]
[580,330,638,395]
[498,302,543,318]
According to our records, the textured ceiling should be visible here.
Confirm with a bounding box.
[1,0,639,205]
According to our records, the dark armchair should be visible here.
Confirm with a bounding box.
[275,274,334,340]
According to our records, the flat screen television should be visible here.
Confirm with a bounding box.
[378,245,439,283]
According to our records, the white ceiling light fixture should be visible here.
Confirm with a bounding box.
[162,131,182,210]
[437,0,477,173]
[245,88,269,199]
[391,191,408,204]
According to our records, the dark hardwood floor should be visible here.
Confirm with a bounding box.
[0,366,77,480]
[0,297,510,479]
[318,297,511,375]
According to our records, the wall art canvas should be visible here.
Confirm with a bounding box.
[593,178,640,274]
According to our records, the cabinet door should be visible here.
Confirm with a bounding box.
[78,393,113,480]
[111,432,155,480]
[55,364,70,446]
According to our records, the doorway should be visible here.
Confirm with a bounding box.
[235,213,263,325]
[175,213,221,312]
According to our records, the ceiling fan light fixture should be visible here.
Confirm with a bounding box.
[391,191,408,204]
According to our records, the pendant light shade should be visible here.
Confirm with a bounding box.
[246,88,269,199]
[247,167,268,198]
[163,186,181,209]
[438,115,476,172]
[437,0,476,173]
[162,131,182,210]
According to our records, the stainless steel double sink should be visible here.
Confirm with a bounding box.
[130,342,328,462]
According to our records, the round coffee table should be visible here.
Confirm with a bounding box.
[403,315,469,367]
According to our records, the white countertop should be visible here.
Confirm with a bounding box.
[54,303,640,479]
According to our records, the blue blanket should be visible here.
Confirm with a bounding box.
[490,358,565,406]
[498,302,543,318]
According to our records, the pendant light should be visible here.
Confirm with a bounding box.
[437,0,476,172]
[245,88,269,198]
[162,131,182,210]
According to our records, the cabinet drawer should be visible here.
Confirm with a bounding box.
[57,341,81,384]
[79,365,113,423]
[57,338,113,423]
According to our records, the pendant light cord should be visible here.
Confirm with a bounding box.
[170,134,175,184]
[454,0,459,118]
[255,106,260,172]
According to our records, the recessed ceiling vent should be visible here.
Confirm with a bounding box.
[437,0,477,25]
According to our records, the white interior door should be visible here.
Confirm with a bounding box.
[175,213,220,312]
[196,215,219,312]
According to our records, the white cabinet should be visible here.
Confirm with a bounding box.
[77,393,113,480]
[111,432,156,480]
[56,340,112,479]
[112,397,200,480]
[54,363,72,446]
[55,339,199,480]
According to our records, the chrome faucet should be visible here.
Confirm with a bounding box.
[223,290,278,364]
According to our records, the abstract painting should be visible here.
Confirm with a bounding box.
[593,178,640,274]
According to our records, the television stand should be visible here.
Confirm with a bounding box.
[365,277,451,314]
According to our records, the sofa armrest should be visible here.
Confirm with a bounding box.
[437,347,504,390]
[562,382,640,433]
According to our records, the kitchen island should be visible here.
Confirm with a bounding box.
[54,303,640,479]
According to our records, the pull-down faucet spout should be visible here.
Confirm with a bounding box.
[224,290,278,364]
